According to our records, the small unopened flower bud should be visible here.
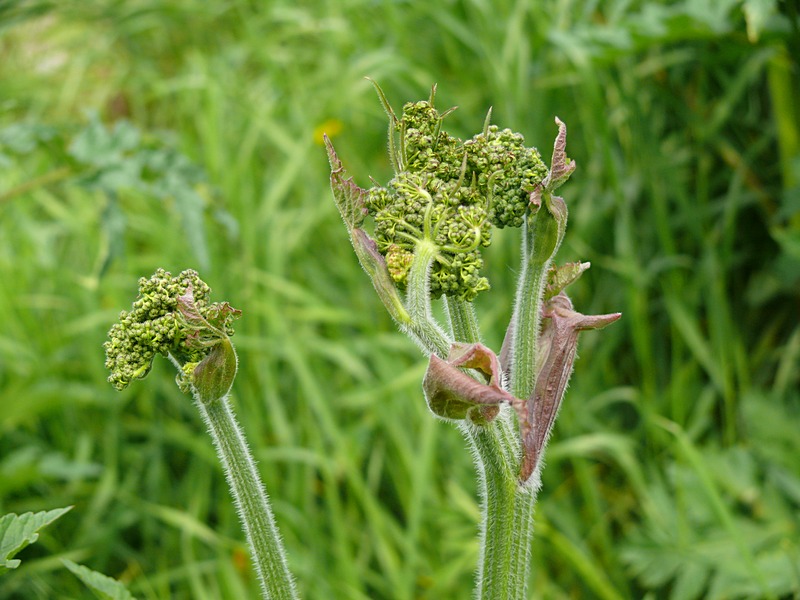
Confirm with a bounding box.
[192,337,238,404]
[423,343,521,424]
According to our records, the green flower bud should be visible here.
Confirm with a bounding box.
[104,269,240,393]
[192,337,238,404]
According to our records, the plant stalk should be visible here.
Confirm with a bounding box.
[461,412,538,600]
[194,394,299,600]
[406,239,451,357]
[510,213,559,401]
[443,295,482,345]
[446,296,539,600]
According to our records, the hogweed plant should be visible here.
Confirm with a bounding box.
[101,84,619,600]
[104,269,298,600]
[326,83,621,599]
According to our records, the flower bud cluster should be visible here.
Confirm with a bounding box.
[465,126,549,229]
[365,97,548,301]
[104,268,238,391]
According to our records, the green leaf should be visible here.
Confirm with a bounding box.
[0,506,72,573]
[145,149,211,271]
[544,261,591,300]
[170,183,211,271]
[62,559,136,600]
[670,559,710,600]
[68,113,140,168]
[0,122,58,154]
[98,192,127,277]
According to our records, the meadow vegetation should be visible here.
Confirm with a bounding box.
[1,0,799,598]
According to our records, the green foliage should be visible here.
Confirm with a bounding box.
[1,0,799,598]
[0,113,217,270]
[62,559,135,600]
[621,411,800,599]
[0,507,71,573]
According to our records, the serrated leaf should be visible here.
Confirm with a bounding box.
[62,559,136,600]
[0,123,58,154]
[68,113,140,168]
[0,506,72,573]
[670,559,710,600]
[325,135,368,230]
[544,261,590,300]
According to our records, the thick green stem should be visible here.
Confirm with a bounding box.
[507,473,540,597]
[445,296,537,599]
[466,201,563,599]
[460,412,539,600]
[194,395,299,600]
[510,207,562,400]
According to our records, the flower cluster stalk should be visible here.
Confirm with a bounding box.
[105,269,298,600]
[193,392,298,600]
[328,83,620,598]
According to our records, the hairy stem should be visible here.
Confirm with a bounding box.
[443,295,482,344]
[468,203,562,598]
[461,411,533,600]
[445,296,538,599]
[509,208,561,400]
[405,240,451,357]
[194,394,298,600]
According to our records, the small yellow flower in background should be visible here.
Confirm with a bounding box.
[313,118,343,145]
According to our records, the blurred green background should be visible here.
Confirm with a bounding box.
[1,0,799,598]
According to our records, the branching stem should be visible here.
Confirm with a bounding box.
[445,295,539,599]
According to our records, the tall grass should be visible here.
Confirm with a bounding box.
[1,0,798,598]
